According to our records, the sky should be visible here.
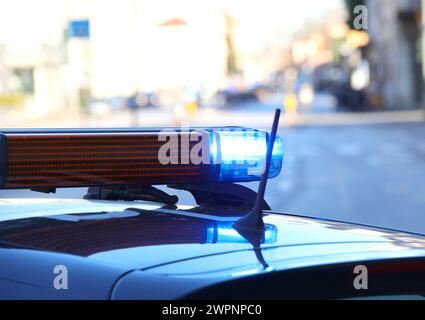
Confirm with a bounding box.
[226,0,345,33]
[224,0,345,54]
[0,0,344,45]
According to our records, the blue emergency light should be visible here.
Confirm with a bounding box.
[211,129,283,182]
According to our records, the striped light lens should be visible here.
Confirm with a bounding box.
[0,132,210,189]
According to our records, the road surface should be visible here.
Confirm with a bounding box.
[267,123,425,234]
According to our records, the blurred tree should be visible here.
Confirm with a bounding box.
[344,0,365,29]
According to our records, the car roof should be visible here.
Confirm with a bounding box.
[1,198,425,274]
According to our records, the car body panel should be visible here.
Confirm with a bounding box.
[0,248,128,299]
[1,198,425,299]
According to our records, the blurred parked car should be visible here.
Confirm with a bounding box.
[214,89,259,108]
[312,63,344,93]
[88,96,125,116]
[328,81,369,112]
[126,92,161,110]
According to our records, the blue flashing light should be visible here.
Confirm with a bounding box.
[210,129,283,182]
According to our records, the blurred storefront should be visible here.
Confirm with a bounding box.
[0,0,68,118]
[89,0,228,105]
[366,0,422,110]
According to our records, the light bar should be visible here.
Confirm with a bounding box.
[0,128,283,189]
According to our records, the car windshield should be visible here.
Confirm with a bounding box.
[0,0,424,235]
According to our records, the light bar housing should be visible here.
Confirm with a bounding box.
[0,128,283,190]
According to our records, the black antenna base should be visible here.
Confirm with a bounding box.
[233,215,269,269]
[233,209,265,231]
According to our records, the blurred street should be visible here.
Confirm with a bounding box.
[270,122,425,235]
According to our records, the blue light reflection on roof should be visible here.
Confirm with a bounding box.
[206,222,278,244]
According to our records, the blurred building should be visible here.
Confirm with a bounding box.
[0,0,68,117]
[292,31,335,68]
[0,0,229,117]
[366,0,422,109]
[89,0,228,102]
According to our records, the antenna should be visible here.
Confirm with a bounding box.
[234,108,281,231]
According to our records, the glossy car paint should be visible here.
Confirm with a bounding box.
[1,198,425,299]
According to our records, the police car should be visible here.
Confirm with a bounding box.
[1,110,425,300]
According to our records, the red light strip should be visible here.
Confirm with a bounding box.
[2,132,210,189]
